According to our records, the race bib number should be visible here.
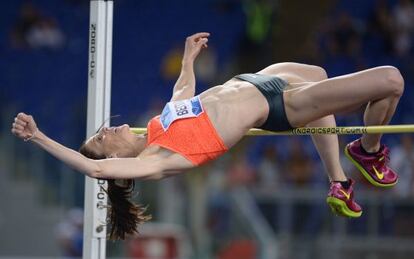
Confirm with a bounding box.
[160,96,204,131]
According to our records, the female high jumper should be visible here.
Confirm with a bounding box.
[12,32,403,239]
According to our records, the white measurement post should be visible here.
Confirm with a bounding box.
[83,0,113,258]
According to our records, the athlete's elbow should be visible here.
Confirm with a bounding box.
[86,162,108,179]
[87,168,105,179]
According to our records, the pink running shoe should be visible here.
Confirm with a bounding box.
[345,139,398,187]
[326,179,362,218]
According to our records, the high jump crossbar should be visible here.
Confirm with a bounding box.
[131,124,414,135]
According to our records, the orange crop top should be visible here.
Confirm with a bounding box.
[146,105,228,165]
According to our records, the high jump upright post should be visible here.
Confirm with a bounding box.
[84,0,114,258]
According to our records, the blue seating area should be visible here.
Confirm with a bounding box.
[1,0,245,142]
[320,0,414,126]
[3,0,414,137]
[2,0,414,188]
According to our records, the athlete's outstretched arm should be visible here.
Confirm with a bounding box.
[11,113,165,180]
[171,32,209,101]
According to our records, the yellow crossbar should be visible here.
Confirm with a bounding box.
[131,124,414,136]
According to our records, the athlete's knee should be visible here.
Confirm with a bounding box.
[382,66,404,97]
[309,65,328,81]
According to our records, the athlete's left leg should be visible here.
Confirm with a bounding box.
[285,66,404,188]
[257,63,347,182]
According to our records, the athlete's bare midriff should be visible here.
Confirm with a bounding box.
[199,79,269,148]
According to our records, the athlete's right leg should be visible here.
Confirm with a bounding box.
[285,66,404,187]
[284,66,404,143]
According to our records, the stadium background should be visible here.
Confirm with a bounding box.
[1,0,414,258]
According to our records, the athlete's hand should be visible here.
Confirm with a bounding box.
[182,32,210,63]
[11,112,39,141]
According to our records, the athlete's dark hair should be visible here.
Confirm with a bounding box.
[79,143,151,240]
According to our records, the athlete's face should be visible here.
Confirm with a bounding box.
[84,124,144,158]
